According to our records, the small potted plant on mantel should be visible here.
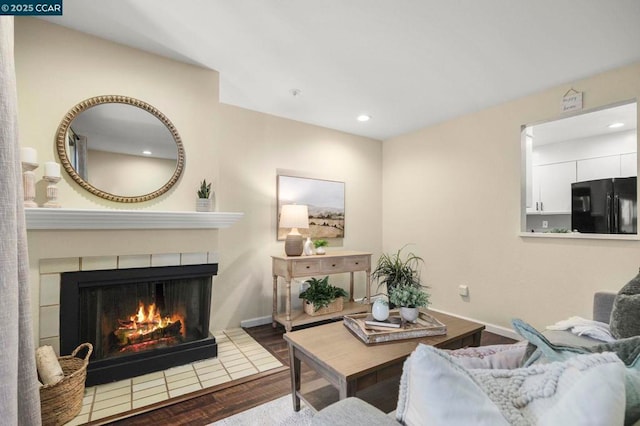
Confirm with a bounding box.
[299,276,348,316]
[196,179,213,212]
[389,284,430,323]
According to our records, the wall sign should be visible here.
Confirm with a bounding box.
[561,88,583,113]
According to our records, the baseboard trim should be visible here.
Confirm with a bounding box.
[241,308,522,341]
[240,315,273,328]
[428,307,522,341]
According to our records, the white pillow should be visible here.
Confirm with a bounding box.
[396,344,626,426]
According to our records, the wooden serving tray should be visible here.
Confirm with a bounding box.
[343,309,447,344]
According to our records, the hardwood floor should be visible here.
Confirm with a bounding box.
[108,323,515,426]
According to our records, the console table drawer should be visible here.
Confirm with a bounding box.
[342,256,370,272]
[320,258,345,272]
[292,260,322,276]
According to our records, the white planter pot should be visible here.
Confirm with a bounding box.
[399,307,419,323]
[315,247,326,255]
[196,198,213,212]
[371,299,390,321]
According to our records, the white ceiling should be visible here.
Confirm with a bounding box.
[40,0,640,141]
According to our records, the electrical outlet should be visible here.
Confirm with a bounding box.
[542,220,549,229]
[458,285,469,297]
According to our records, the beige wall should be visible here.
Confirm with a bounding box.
[383,62,640,331]
[214,104,382,324]
[16,18,382,336]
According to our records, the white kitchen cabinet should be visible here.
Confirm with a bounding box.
[529,161,576,214]
[577,155,621,181]
[621,153,637,177]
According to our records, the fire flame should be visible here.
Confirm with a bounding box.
[130,302,172,328]
[112,301,186,353]
[119,301,185,338]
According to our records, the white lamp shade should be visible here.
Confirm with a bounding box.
[279,204,309,229]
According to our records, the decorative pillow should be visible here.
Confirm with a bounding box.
[396,344,626,426]
[447,341,528,370]
[513,318,640,425]
[611,271,640,339]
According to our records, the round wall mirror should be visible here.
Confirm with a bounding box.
[56,95,185,203]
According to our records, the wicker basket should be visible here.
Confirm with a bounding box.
[40,343,93,426]
[304,297,344,316]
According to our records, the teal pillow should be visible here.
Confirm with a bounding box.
[611,271,640,339]
[512,318,640,425]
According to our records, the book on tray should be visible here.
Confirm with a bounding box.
[364,315,402,328]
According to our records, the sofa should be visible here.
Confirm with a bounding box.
[312,291,640,425]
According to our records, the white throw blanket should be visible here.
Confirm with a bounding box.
[546,316,615,342]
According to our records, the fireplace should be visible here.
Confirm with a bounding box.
[60,264,218,386]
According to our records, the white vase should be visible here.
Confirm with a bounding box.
[399,307,419,323]
[196,198,212,212]
[372,299,389,321]
[303,237,314,256]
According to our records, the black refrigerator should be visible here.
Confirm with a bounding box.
[571,177,637,234]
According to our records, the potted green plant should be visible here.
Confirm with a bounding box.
[299,276,348,316]
[389,284,430,322]
[372,246,425,307]
[313,239,328,255]
[196,179,213,212]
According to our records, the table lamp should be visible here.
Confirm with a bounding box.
[280,204,309,256]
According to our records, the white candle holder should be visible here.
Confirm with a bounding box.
[22,161,39,208]
[43,176,62,208]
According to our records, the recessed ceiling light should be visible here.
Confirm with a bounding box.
[357,114,371,122]
[142,150,152,155]
[608,122,624,129]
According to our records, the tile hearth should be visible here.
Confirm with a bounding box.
[65,328,283,425]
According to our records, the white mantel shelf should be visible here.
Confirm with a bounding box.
[25,208,244,230]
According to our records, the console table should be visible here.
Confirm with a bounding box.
[272,251,372,331]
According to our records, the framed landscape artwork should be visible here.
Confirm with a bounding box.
[277,175,345,240]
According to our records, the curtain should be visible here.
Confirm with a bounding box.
[0,17,42,425]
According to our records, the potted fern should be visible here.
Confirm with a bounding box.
[299,276,348,316]
[372,246,426,307]
[196,179,213,212]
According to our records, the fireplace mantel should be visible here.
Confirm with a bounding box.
[25,208,244,230]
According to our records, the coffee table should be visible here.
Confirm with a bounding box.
[283,310,484,412]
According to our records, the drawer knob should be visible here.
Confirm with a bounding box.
[332,264,336,267]
[355,262,359,265]
[306,266,310,269]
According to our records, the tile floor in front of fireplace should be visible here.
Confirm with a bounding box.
[66,328,283,425]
